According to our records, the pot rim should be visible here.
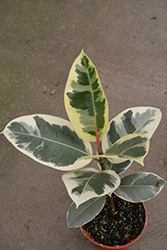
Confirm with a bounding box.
[80,202,147,250]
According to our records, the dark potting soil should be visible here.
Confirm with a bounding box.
[84,194,145,247]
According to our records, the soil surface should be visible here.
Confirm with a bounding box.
[84,194,145,247]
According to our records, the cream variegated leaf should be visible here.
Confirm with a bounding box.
[64,50,109,142]
[2,115,92,171]
[83,134,149,166]
[115,172,166,202]
[62,167,120,208]
[102,107,161,173]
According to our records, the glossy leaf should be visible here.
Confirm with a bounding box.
[62,167,120,208]
[67,196,106,228]
[104,160,131,175]
[64,50,109,142]
[115,172,166,202]
[83,133,150,166]
[2,115,92,171]
[102,107,161,173]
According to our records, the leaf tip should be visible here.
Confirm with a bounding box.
[0,128,5,135]
[138,159,144,166]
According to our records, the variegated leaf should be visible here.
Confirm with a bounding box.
[83,134,149,166]
[62,167,120,208]
[2,115,92,171]
[100,140,130,173]
[105,133,149,165]
[104,160,131,175]
[115,172,166,202]
[102,107,161,173]
[67,196,106,228]
[64,50,109,142]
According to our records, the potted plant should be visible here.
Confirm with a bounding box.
[1,50,165,249]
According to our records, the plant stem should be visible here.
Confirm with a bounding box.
[98,156,106,170]
[109,194,115,217]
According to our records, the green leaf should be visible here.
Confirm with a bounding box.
[104,160,131,174]
[67,196,106,228]
[105,133,149,165]
[62,167,120,208]
[83,134,150,166]
[115,172,166,202]
[64,50,109,142]
[102,107,161,173]
[2,115,92,171]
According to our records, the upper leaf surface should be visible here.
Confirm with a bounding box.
[2,115,92,171]
[64,50,109,142]
[67,196,106,228]
[102,107,161,173]
[83,134,150,166]
[62,167,120,207]
[105,133,149,165]
[114,172,166,202]
[102,107,161,151]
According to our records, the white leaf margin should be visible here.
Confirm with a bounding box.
[102,107,162,153]
[62,167,120,208]
[1,114,93,171]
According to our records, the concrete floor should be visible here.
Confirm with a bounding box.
[0,1,167,249]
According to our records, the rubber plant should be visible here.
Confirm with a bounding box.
[1,50,165,245]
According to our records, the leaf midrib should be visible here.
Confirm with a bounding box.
[69,197,104,226]
[120,184,155,188]
[9,131,90,155]
[83,56,96,130]
[82,171,98,194]
[132,112,156,135]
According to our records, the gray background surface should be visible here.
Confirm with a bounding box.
[0,1,167,249]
